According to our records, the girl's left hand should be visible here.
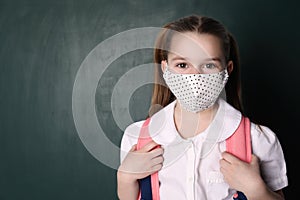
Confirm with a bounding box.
[219,152,265,195]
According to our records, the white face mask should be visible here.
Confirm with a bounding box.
[163,65,229,113]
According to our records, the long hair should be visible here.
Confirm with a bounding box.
[150,15,243,114]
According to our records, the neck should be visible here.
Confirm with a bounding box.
[173,100,219,139]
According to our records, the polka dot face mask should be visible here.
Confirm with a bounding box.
[163,65,229,113]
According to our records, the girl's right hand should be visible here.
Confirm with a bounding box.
[118,141,164,182]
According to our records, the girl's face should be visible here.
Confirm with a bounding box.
[162,32,230,74]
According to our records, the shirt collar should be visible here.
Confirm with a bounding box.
[149,98,242,145]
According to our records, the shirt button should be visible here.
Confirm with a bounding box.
[188,177,193,182]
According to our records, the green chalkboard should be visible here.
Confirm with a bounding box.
[0,0,298,199]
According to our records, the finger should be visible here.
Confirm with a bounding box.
[151,156,164,165]
[138,141,159,153]
[151,163,163,172]
[149,147,164,158]
[129,144,137,152]
[222,151,240,164]
[219,157,231,169]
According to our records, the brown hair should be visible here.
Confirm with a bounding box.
[150,15,243,114]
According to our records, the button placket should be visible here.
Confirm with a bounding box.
[186,141,195,200]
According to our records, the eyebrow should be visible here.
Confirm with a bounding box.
[204,57,223,63]
[170,56,223,63]
[170,56,189,61]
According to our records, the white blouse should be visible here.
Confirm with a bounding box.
[120,98,288,200]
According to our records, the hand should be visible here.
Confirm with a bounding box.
[220,152,265,195]
[118,141,164,182]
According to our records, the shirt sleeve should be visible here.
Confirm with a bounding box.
[119,120,145,164]
[251,123,288,191]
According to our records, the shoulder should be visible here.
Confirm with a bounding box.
[119,100,177,162]
[123,120,145,139]
[121,119,146,148]
[250,122,283,157]
[121,100,176,147]
[119,119,145,163]
[219,98,281,149]
[250,123,278,139]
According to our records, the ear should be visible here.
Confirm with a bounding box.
[227,60,233,75]
[161,60,167,72]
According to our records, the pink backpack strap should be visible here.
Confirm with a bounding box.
[226,116,252,199]
[226,116,252,163]
[136,118,160,200]
[136,118,152,149]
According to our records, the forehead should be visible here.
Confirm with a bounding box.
[168,32,223,62]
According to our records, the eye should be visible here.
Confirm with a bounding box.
[176,63,188,69]
[204,63,216,69]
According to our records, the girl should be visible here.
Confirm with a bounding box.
[117,15,288,200]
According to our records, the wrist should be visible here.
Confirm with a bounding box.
[117,169,140,200]
[243,178,266,199]
[117,169,138,184]
[244,181,283,200]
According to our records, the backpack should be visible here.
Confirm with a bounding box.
[136,115,251,200]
